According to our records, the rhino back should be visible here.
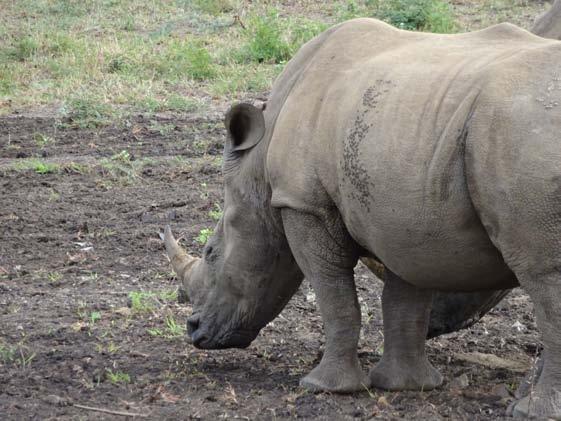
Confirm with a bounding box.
[268,19,556,290]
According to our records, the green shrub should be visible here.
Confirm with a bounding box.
[159,40,215,80]
[336,0,456,33]
[377,0,456,33]
[243,11,291,63]
[62,98,115,128]
[236,10,327,64]
[9,37,39,61]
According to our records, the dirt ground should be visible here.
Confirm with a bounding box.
[0,106,543,420]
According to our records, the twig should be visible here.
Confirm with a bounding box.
[234,15,246,30]
[74,404,148,418]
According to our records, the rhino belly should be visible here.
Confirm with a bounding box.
[339,172,517,292]
[350,209,515,291]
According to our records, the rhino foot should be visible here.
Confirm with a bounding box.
[300,357,368,393]
[511,388,561,420]
[369,357,442,391]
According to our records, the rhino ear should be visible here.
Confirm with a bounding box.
[225,103,265,152]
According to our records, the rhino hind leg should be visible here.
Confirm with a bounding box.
[369,270,442,391]
[360,257,511,338]
[510,272,561,419]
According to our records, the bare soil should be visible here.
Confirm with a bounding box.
[0,111,542,420]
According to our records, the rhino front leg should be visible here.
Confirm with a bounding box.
[369,270,442,391]
[282,209,367,393]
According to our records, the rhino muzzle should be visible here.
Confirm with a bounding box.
[163,226,263,349]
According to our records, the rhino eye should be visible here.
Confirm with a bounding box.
[204,246,214,260]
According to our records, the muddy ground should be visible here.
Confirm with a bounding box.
[0,109,543,420]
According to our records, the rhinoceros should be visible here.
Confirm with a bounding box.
[164,19,561,418]
[533,0,561,40]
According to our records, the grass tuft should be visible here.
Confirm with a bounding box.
[377,0,457,33]
[196,228,213,245]
[62,98,116,129]
[14,159,60,174]
[148,315,186,338]
[158,40,216,81]
[235,10,327,64]
[106,369,131,384]
[128,290,178,314]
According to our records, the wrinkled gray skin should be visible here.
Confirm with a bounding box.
[165,19,561,418]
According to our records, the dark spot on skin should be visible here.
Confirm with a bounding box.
[343,111,373,212]
[343,81,394,212]
[362,85,382,108]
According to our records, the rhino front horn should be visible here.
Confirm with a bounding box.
[163,226,200,287]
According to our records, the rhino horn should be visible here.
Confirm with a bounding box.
[164,226,200,286]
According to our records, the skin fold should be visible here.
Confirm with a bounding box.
[166,19,561,419]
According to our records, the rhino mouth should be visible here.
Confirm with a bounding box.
[191,329,258,349]
[187,314,258,349]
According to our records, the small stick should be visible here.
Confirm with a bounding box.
[234,15,246,30]
[74,404,148,418]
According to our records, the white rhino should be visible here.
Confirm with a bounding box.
[533,0,561,40]
[165,19,561,418]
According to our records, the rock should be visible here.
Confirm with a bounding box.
[114,307,132,317]
[450,373,470,389]
[511,321,525,332]
[377,395,390,408]
[490,383,512,400]
[43,395,69,406]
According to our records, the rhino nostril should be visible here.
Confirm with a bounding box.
[187,316,200,336]
[191,329,207,348]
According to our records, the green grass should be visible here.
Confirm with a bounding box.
[0,342,35,368]
[0,344,16,364]
[61,98,116,129]
[232,10,327,64]
[188,0,236,15]
[11,159,91,175]
[33,132,55,147]
[377,0,457,33]
[196,228,213,245]
[90,311,102,324]
[98,151,153,185]
[106,369,131,384]
[47,271,63,284]
[337,0,456,32]
[129,290,178,313]
[148,315,186,338]
[0,0,544,120]
[14,159,60,174]
[209,204,223,221]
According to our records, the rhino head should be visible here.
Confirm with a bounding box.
[164,103,303,349]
